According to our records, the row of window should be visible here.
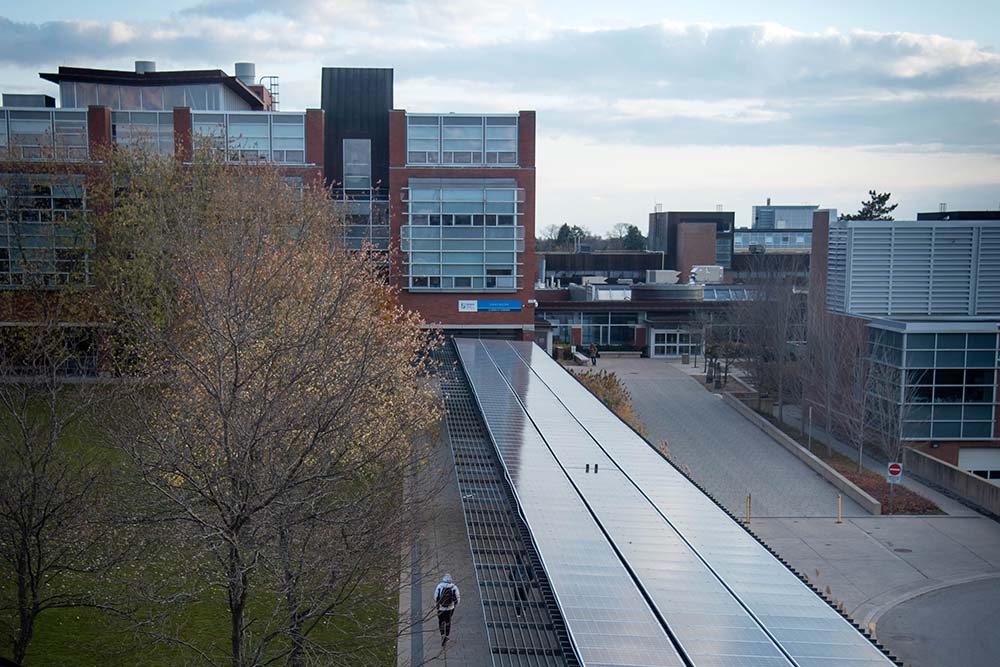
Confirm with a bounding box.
[406,115,518,166]
[0,110,89,161]
[734,231,811,250]
[192,112,306,163]
[0,176,91,287]
[112,111,175,155]
[902,420,993,439]
[401,224,522,292]
[59,82,232,112]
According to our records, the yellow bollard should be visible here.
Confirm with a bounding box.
[836,494,843,524]
[746,493,752,526]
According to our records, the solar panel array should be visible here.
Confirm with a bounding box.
[455,338,898,667]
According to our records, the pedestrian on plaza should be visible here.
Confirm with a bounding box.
[434,573,460,647]
[589,343,598,366]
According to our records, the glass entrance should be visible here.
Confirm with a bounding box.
[651,329,701,358]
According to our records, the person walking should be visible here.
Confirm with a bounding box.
[434,573,460,647]
[589,342,598,366]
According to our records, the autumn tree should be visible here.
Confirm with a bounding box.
[98,148,440,667]
[840,190,898,221]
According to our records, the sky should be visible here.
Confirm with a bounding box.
[1,1,999,233]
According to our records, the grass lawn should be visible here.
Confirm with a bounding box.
[2,402,399,667]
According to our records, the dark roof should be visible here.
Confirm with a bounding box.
[39,66,264,109]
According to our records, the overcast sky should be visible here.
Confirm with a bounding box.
[2,1,999,232]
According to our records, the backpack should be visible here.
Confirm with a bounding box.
[438,584,456,607]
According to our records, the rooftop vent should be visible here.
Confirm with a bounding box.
[135,60,156,74]
[235,62,256,86]
[939,202,947,213]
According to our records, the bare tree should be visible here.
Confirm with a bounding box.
[729,254,805,421]
[98,148,441,667]
[0,170,129,664]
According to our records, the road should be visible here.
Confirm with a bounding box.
[878,577,1000,667]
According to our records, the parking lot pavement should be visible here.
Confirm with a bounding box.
[584,358,866,517]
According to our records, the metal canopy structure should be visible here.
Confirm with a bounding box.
[455,338,897,667]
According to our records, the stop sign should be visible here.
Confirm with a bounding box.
[887,462,903,484]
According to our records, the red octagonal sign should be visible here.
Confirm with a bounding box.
[888,463,902,476]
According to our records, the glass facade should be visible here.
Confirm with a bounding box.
[715,236,732,268]
[734,230,811,252]
[342,138,372,190]
[651,329,703,357]
[0,174,91,287]
[0,110,88,161]
[402,178,525,292]
[112,111,174,154]
[59,82,234,111]
[192,112,306,163]
[401,225,523,290]
[407,115,518,166]
[868,327,998,440]
[540,312,641,347]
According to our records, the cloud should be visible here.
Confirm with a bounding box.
[0,13,998,154]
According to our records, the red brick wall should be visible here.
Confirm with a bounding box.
[388,109,537,330]
[634,326,647,352]
[172,107,193,161]
[304,108,324,170]
[676,223,716,281]
[87,106,112,155]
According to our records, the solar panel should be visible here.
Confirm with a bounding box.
[455,339,686,667]
[475,341,795,666]
[494,340,895,667]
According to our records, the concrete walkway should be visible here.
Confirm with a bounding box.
[580,358,867,518]
[399,426,491,666]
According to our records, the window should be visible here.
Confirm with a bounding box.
[401,197,524,293]
[0,174,91,287]
[343,139,372,190]
[270,114,305,163]
[112,111,174,154]
[407,115,518,166]
[227,114,270,160]
[893,328,998,440]
[5,110,88,161]
[190,113,306,163]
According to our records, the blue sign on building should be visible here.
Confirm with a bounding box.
[477,300,522,312]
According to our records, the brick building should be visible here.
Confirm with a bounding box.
[647,210,734,281]
[0,60,325,372]
[388,110,537,339]
[317,67,538,340]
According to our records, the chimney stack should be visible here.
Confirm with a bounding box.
[235,62,256,86]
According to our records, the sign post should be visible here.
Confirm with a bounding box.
[886,462,903,514]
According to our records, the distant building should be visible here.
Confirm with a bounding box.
[752,201,819,229]
[647,210,734,279]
